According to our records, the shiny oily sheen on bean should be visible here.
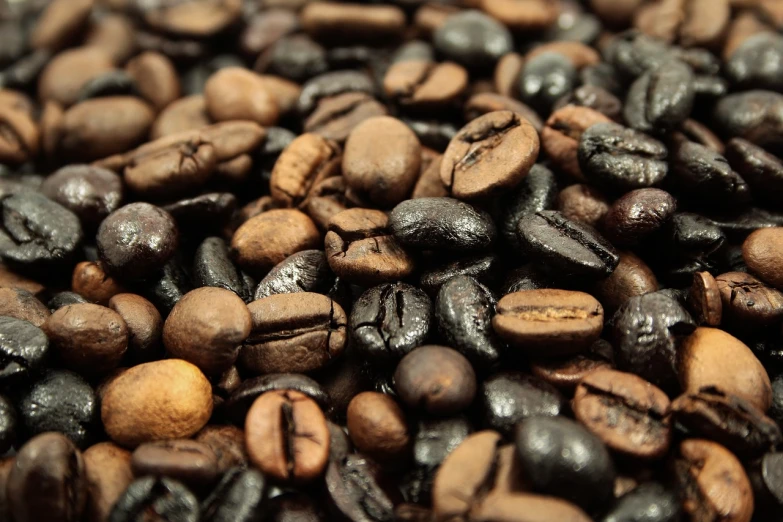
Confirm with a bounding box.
[573,369,671,459]
[254,249,333,300]
[109,476,199,522]
[245,389,330,482]
[440,110,539,200]
[480,372,564,437]
[494,289,604,357]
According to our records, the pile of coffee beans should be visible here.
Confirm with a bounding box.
[3,0,783,520]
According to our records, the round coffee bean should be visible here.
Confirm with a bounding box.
[593,251,659,313]
[480,372,563,437]
[107,293,163,363]
[97,203,178,282]
[83,442,133,522]
[518,53,578,115]
[163,287,252,376]
[394,345,476,415]
[71,261,126,305]
[204,67,278,126]
[40,164,123,230]
[37,47,115,107]
[623,60,695,134]
[125,51,180,112]
[603,189,677,245]
[346,391,410,463]
[245,389,330,482]
[713,90,783,149]
[101,359,213,447]
[494,289,603,356]
[0,315,48,386]
[132,439,219,488]
[8,432,87,522]
[557,183,611,228]
[440,111,539,201]
[433,10,513,68]
[0,287,49,327]
[241,292,347,375]
[109,476,199,522]
[743,227,783,290]
[600,482,680,522]
[715,272,783,329]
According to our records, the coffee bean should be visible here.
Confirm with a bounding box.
[390,197,496,252]
[48,291,89,311]
[516,416,616,511]
[555,84,623,121]
[500,164,559,253]
[297,70,375,117]
[433,10,513,69]
[101,359,213,447]
[151,95,210,139]
[241,292,346,375]
[71,261,126,305]
[519,53,578,115]
[530,339,615,391]
[678,327,772,411]
[0,287,49,327]
[200,467,267,522]
[83,442,133,522]
[670,386,782,458]
[394,345,476,415]
[669,141,751,208]
[304,91,388,144]
[351,282,431,363]
[17,369,98,449]
[30,0,92,51]
[270,133,341,208]
[75,70,139,103]
[37,47,115,107]
[635,0,730,48]
[464,93,543,132]
[132,439,219,488]
[743,227,783,290]
[384,60,468,111]
[125,51,180,112]
[480,372,563,437]
[420,253,500,296]
[192,237,249,300]
[441,110,539,201]
[673,439,753,522]
[727,33,783,90]
[347,391,410,463]
[194,425,248,473]
[40,164,123,231]
[714,90,783,149]
[603,189,677,245]
[301,2,405,44]
[517,211,620,278]
[164,193,238,233]
[557,183,611,227]
[725,138,783,203]
[324,208,415,286]
[494,52,524,98]
[254,250,333,300]
[593,251,659,313]
[107,293,163,363]
[245,389,330,482]
[325,452,398,521]
[624,60,695,134]
[688,271,723,326]
[715,271,783,329]
[141,0,242,38]
[97,203,179,282]
[748,452,783,517]
[600,482,681,522]
[109,476,199,522]
[8,432,87,522]
[0,395,15,453]
[494,289,604,356]
[44,303,128,375]
[542,105,612,180]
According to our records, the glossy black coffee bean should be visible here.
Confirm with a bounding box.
[726,33,783,91]
[193,237,249,301]
[401,118,459,151]
[623,60,694,134]
[600,482,681,522]
[254,250,334,300]
[110,477,199,522]
[713,90,783,149]
[324,454,399,522]
[142,257,191,315]
[666,213,726,257]
[163,193,237,233]
[433,10,512,69]
[519,53,578,115]
[706,207,783,241]
[0,316,49,386]
[516,211,619,278]
[0,395,16,453]
[748,452,783,517]
[669,141,751,208]
[480,372,563,437]
[500,164,558,253]
[351,282,431,364]
[435,276,502,368]
[726,137,783,203]
[201,467,267,522]
[260,35,328,83]
[17,369,99,449]
[48,291,89,311]
[419,254,501,296]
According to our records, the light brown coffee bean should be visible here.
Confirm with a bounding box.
[480,0,560,31]
[37,47,115,107]
[412,153,449,199]
[204,67,279,126]
[463,93,543,132]
[245,389,330,482]
[71,261,126,305]
[346,392,410,463]
[557,183,611,227]
[84,14,137,65]
[634,0,731,48]
[525,42,601,69]
[0,105,40,165]
[0,287,49,327]
[101,359,213,447]
[494,52,524,98]
[530,339,615,391]
[125,51,180,111]
[301,2,406,43]
[743,227,783,289]
[303,175,350,230]
[542,105,612,180]
[83,442,133,522]
[493,290,604,356]
[472,493,593,522]
[716,271,783,329]
[304,91,389,144]
[29,0,94,51]
[142,0,243,38]
[270,133,341,208]
[688,271,723,326]
[151,95,211,139]
[108,293,163,363]
[383,60,468,110]
[125,137,217,198]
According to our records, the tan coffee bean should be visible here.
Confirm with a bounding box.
[0,105,40,165]
[557,183,611,227]
[480,0,560,31]
[151,95,211,139]
[542,105,612,180]
[472,493,593,522]
[270,133,341,208]
[125,52,181,111]
[0,287,49,327]
[204,67,279,126]
[101,359,213,447]
[383,60,468,110]
[71,261,126,305]
[494,52,524,98]
[83,442,133,522]
[716,271,783,328]
[530,339,615,391]
[634,0,731,48]
[163,287,252,375]
[245,390,330,482]
[84,14,137,65]
[107,293,162,363]
[301,2,406,43]
[304,91,389,143]
[142,0,243,38]
[346,392,410,462]
[525,42,601,69]
[131,439,219,487]
[43,303,128,375]
[464,93,543,132]
[743,227,783,289]
[257,74,301,116]
[0,265,45,295]
[412,153,449,199]
[231,209,321,275]
[679,327,772,411]
[125,138,217,198]
[688,271,723,326]
[37,47,115,107]
[29,0,94,51]
[589,0,644,28]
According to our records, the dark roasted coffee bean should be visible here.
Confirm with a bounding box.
[351,282,431,364]
[714,90,783,148]
[17,369,99,449]
[256,35,327,83]
[201,467,267,522]
[554,85,623,121]
[516,211,620,278]
[394,345,476,415]
[600,482,681,522]
[255,250,332,301]
[715,271,783,329]
[163,193,237,233]
[245,389,330,482]
[747,452,783,516]
[593,251,659,313]
[0,315,49,386]
[672,439,753,522]
[192,237,248,300]
[132,439,219,488]
[194,425,248,473]
[420,253,500,297]
[48,291,89,310]
[515,416,615,512]
[241,292,346,375]
[578,122,668,192]
[436,276,502,368]
[40,165,123,231]
[390,197,496,252]
[726,137,783,202]
[297,70,375,117]
[542,106,612,181]
[623,60,694,134]
[440,111,539,201]
[519,53,578,115]
[480,372,563,437]
[70,261,126,305]
[109,476,199,522]
[668,212,726,256]
[494,289,604,356]
[611,292,696,392]
[325,453,398,522]
[76,71,139,102]
[573,369,671,459]
[141,256,190,315]
[743,227,783,290]
[500,164,558,253]
[301,2,405,44]
[433,10,513,69]
[530,338,615,391]
[669,141,751,208]
[603,189,677,245]
[727,33,783,90]
[670,386,782,458]
[8,432,87,522]
[0,395,15,453]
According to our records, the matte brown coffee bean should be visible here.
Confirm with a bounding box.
[125,52,180,111]
[141,0,242,38]
[231,209,320,276]
[346,392,410,463]
[481,0,560,31]
[542,105,613,180]
[108,293,163,362]
[324,208,415,286]
[270,133,341,208]
[673,439,753,522]
[8,432,87,522]
[716,272,783,328]
[0,287,49,327]
[494,52,524,98]
[304,91,389,144]
[131,439,219,488]
[84,13,136,65]
[593,251,659,313]
[194,425,248,473]
[301,2,406,43]
[743,227,783,289]
[603,189,677,245]
[412,153,449,199]
[530,339,615,391]
[101,359,213,447]
[83,442,133,522]
[441,110,539,201]
[29,0,93,51]
[463,93,543,132]
[493,290,604,356]
[635,0,730,48]
[151,95,210,139]
[245,389,330,482]
[342,116,421,207]
[38,47,115,107]
[0,104,40,165]
[688,271,723,326]
[44,303,128,375]
[71,261,126,305]
[204,67,279,126]
[473,493,593,522]
[679,327,772,411]
[303,175,351,230]
[163,287,252,376]
[241,292,347,375]
[394,346,477,415]
[383,60,468,110]
[556,183,611,228]
[573,369,671,459]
